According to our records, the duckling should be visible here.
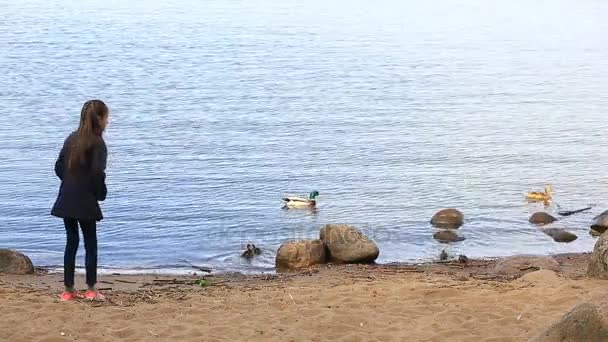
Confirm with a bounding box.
[241,244,262,259]
[458,254,469,264]
[526,185,553,203]
[282,191,319,209]
[439,249,449,261]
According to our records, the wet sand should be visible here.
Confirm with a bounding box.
[0,253,605,342]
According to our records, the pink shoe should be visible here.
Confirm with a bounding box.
[85,290,106,301]
[60,291,83,302]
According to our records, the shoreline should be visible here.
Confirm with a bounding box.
[1,252,601,341]
[31,251,593,277]
[12,252,594,287]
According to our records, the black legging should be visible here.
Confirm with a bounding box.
[63,218,97,288]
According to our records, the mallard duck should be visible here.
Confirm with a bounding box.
[282,191,319,209]
[241,244,261,259]
[526,185,553,202]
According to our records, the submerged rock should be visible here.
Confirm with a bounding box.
[431,209,464,229]
[529,212,557,225]
[275,240,326,271]
[433,230,465,243]
[320,224,379,264]
[0,249,34,275]
[542,228,578,243]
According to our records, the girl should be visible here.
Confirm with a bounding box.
[51,100,109,301]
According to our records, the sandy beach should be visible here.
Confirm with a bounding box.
[1,253,606,342]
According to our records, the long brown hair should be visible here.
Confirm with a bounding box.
[67,100,108,173]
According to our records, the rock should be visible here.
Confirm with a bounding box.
[320,224,379,264]
[494,255,561,277]
[542,228,578,243]
[0,249,34,275]
[519,269,561,284]
[431,209,464,229]
[458,255,469,264]
[529,295,608,342]
[275,240,326,271]
[433,230,465,243]
[592,226,608,234]
[588,233,608,279]
[591,210,608,234]
[529,212,557,225]
[591,229,603,237]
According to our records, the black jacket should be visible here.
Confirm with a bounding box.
[51,132,107,221]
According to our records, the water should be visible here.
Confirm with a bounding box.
[1,0,607,273]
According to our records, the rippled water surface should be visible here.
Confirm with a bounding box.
[1,0,608,273]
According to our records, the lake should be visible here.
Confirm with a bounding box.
[1,0,607,273]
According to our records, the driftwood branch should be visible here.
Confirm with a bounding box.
[180,259,213,273]
[558,206,593,216]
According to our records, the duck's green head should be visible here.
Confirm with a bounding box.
[309,191,320,200]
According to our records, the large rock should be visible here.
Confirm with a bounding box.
[542,228,578,243]
[519,269,561,284]
[431,209,464,229]
[591,210,608,234]
[529,295,608,342]
[591,229,603,238]
[320,224,379,264]
[588,233,608,279]
[0,249,34,274]
[529,212,557,225]
[275,240,327,272]
[494,255,561,277]
[433,230,465,243]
